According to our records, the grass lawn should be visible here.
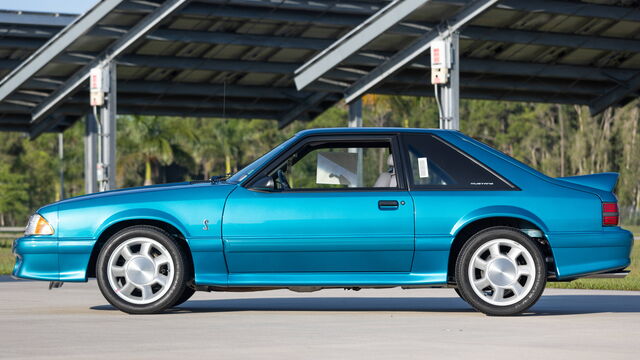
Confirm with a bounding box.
[1,227,638,291]
[0,239,15,275]
[547,224,639,291]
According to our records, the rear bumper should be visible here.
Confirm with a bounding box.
[547,228,633,280]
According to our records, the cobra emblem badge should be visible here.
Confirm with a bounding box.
[202,219,209,231]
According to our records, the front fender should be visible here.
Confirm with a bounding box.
[96,208,190,239]
[451,205,549,236]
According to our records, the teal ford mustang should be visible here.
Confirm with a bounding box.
[13,128,633,315]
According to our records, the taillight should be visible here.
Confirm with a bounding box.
[602,202,619,226]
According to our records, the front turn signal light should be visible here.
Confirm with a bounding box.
[25,214,54,236]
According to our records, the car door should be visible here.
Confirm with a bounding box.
[222,134,415,273]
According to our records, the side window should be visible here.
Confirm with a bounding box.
[270,140,398,190]
[403,134,513,190]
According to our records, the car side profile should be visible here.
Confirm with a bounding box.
[13,128,633,316]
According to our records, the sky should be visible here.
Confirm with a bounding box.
[0,0,97,14]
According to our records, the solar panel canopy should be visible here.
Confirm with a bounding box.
[0,0,639,136]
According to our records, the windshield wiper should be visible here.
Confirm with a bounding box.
[210,173,233,183]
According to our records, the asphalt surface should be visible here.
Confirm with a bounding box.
[0,278,638,359]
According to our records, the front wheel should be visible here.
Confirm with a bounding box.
[96,225,191,314]
[455,227,546,316]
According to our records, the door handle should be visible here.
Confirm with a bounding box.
[378,200,399,210]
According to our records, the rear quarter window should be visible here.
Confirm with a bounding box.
[402,134,514,190]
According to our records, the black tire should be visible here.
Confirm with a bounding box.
[96,225,191,314]
[453,287,466,302]
[455,227,546,316]
[171,287,196,308]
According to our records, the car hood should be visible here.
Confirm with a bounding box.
[56,181,234,206]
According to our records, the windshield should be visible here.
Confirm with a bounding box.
[227,135,297,184]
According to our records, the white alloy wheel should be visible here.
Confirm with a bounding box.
[107,237,175,305]
[467,238,536,306]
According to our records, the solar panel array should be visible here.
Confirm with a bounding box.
[0,0,638,135]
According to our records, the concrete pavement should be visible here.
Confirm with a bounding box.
[0,278,638,359]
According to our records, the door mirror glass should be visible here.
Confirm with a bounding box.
[250,175,275,191]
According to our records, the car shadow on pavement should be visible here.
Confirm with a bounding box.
[91,294,640,315]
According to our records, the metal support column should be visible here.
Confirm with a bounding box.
[348,98,363,187]
[99,61,117,191]
[439,32,460,130]
[84,111,98,194]
[58,132,64,200]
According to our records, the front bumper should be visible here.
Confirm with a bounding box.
[12,236,95,282]
[12,236,59,281]
[547,228,633,280]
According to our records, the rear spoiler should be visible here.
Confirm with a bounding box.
[556,172,619,192]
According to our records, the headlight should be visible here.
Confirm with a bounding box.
[25,214,54,236]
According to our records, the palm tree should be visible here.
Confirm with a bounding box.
[118,115,197,185]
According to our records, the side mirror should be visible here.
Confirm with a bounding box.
[250,175,275,191]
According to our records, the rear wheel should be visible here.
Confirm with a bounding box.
[96,226,191,314]
[456,227,546,316]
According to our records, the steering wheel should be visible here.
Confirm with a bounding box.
[275,169,291,190]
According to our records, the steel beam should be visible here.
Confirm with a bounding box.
[30,0,189,126]
[440,32,460,130]
[294,0,430,90]
[348,98,363,128]
[589,72,640,115]
[0,11,75,27]
[196,0,385,15]
[8,16,640,58]
[148,29,333,50]
[40,54,640,86]
[0,0,124,102]
[117,81,312,101]
[99,61,117,191]
[278,92,336,128]
[344,0,498,103]
[496,0,640,23]
[85,111,98,194]
[371,86,593,105]
[198,0,640,23]
[119,54,298,74]
[348,97,363,187]
[117,106,281,119]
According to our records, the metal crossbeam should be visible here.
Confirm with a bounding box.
[0,0,124,102]
[370,87,592,105]
[197,0,385,15]
[8,16,640,58]
[117,81,311,101]
[278,93,338,128]
[30,0,189,127]
[344,0,499,103]
[294,0,430,90]
[0,11,75,27]
[496,0,640,22]
[198,0,640,23]
[117,106,281,119]
[589,72,640,115]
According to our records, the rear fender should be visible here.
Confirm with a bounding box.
[451,206,548,236]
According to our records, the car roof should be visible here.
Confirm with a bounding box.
[295,127,457,137]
